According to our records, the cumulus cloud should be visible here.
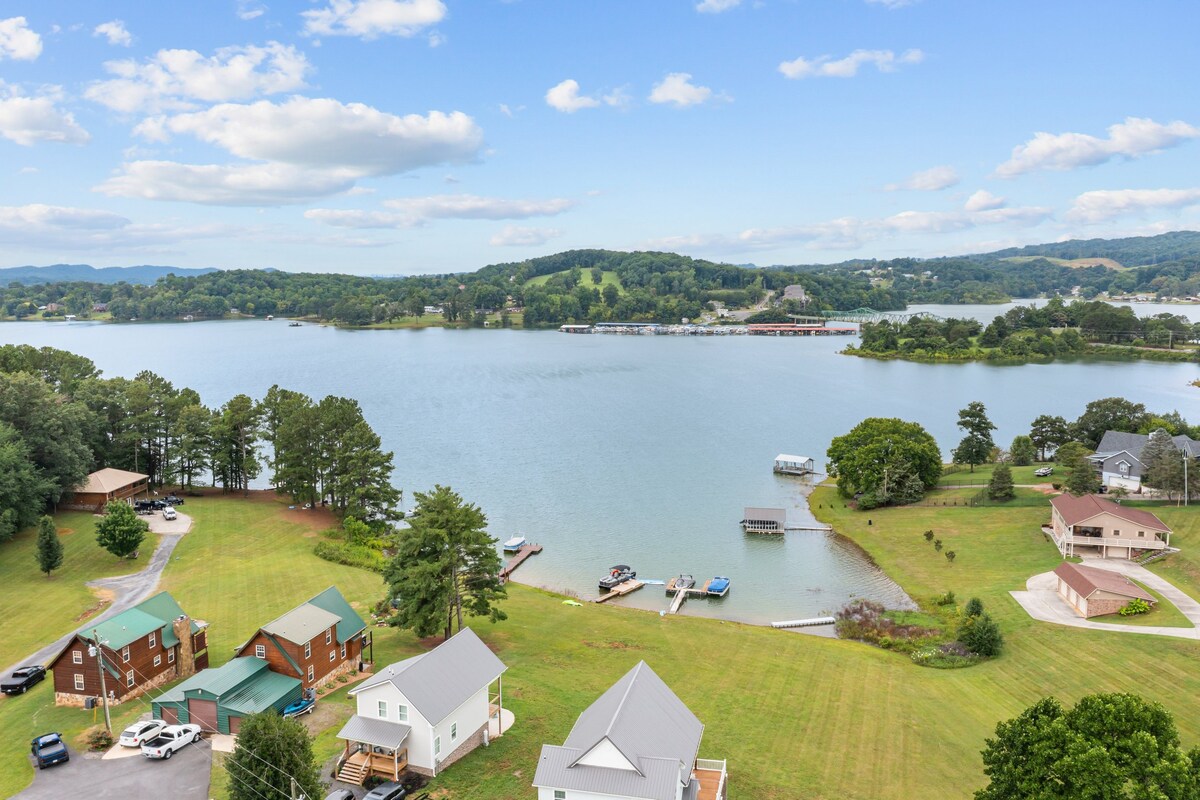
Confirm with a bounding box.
[302,0,446,39]
[995,117,1200,178]
[779,48,923,79]
[489,225,561,247]
[963,189,1006,211]
[648,73,720,107]
[0,82,90,146]
[885,165,959,192]
[85,42,311,113]
[696,0,742,12]
[307,194,575,228]
[0,17,41,61]
[93,20,132,47]
[545,79,599,113]
[1067,188,1200,223]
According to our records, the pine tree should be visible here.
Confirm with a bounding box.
[36,515,63,576]
[958,611,1003,656]
[1064,456,1101,496]
[988,463,1015,501]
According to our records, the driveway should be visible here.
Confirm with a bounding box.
[15,739,210,800]
[0,512,194,677]
[1010,557,1200,639]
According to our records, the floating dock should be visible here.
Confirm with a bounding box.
[741,507,832,533]
[499,543,542,582]
[663,576,731,613]
[593,579,644,603]
[771,616,837,629]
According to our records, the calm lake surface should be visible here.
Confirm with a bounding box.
[2,311,1197,624]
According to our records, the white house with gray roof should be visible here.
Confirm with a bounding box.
[1089,430,1200,491]
[335,627,507,784]
[533,661,727,800]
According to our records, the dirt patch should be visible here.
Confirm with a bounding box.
[75,595,112,622]
[583,639,643,650]
[302,698,352,736]
[58,527,76,536]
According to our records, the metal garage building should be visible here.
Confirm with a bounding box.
[152,657,301,735]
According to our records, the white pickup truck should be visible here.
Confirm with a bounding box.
[141,724,202,759]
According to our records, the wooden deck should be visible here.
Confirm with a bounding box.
[499,543,542,582]
[695,762,727,800]
[594,579,644,603]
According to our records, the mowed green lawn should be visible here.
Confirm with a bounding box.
[525,269,623,294]
[936,463,1051,486]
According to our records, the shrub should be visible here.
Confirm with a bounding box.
[1119,597,1152,616]
[923,530,935,542]
[964,597,984,617]
[934,539,943,552]
[934,590,957,606]
[958,612,1003,657]
[911,642,981,669]
[945,550,956,563]
[87,728,115,751]
[314,540,385,573]
[834,599,938,650]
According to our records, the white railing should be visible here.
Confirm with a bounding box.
[696,759,727,800]
[1066,535,1166,550]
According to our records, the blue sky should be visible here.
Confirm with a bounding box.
[1,0,1198,274]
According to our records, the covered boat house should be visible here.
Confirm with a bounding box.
[773,454,815,475]
[741,507,786,533]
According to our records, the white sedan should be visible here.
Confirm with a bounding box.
[119,719,166,748]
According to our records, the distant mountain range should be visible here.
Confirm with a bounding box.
[972,230,1200,267]
[0,264,217,286]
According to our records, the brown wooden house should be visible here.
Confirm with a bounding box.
[234,586,369,689]
[49,591,208,707]
[63,468,149,512]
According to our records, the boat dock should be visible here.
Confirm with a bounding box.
[594,579,644,603]
[664,577,730,613]
[771,616,837,629]
[773,454,816,476]
[741,507,831,533]
[499,543,542,582]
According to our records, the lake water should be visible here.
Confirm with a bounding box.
[2,313,1197,625]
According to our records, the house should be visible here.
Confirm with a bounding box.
[336,628,507,783]
[234,586,368,690]
[1047,494,1172,559]
[49,591,208,707]
[533,661,727,800]
[92,303,108,313]
[1053,562,1157,618]
[1088,430,1200,491]
[151,656,302,734]
[780,284,808,305]
[62,467,149,512]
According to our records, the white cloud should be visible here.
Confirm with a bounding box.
[696,0,742,13]
[85,42,311,113]
[302,0,446,39]
[96,161,360,206]
[0,82,90,146]
[779,48,923,79]
[545,79,599,113]
[237,1,267,20]
[0,204,128,231]
[866,0,917,7]
[885,165,959,192]
[648,72,720,108]
[307,194,575,228]
[93,20,132,47]
[489,225,561,247]
[995,117,1200,178]
[17,166,37,174]
[427,30,445,47]
[0,17,41,61]
[963,189,1006,211]
[1067,188,1200,223]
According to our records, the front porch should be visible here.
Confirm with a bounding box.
[692,758,728,800]
[335,715,412,786]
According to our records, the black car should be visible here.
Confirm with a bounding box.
[164,495,185,506]
[31,732,69,769]
[2,665,46,695]
[362,781,407,800]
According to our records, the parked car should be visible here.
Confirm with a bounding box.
[134,501,155,515]
[1034,466,1054,477]
[141,724,202,759]
[31,732,69,769]
[119,720,166,748]
[324,791,354,800]
[150,499,168,510]
[2,665,46,695]
[362,782,408,800]
[164,495,185,505]
[162,507,178,521]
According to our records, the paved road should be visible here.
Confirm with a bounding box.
[1010,556,1200,639]
[0,513,193,677]
[15,739,210,800]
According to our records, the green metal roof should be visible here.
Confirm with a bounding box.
[153,657,269,704]
[264,633,302,677]
[222,670,301,714]
[306,586,367,644]
[91,591,199,651]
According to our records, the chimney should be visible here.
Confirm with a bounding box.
[173,615,196,678]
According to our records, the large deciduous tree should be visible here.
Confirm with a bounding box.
[384,485,506,640]
[95,501,148,559]
[1009,435,1036,467]
[0,422,52,529]
[976,693,1200,800]
[1029,414,1070,461]
[1072,397,1150,450]
[226,712,322,800]
[827,418,942,509]
[952,401,996,473]
[0,371,94,505]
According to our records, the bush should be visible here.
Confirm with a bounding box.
[934,538,943,552]
[923,530,934,542]
[957,612,1004,657]
[1119,597,1152,616]
[313,540,385,573]
[964,597,984,617]
[934,590,957,606]
[834,599,938,651]
[87,728,115,751]
[911,642,981,669]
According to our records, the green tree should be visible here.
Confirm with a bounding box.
[988,463,1015,501]
[0,371,94,505]
[1064,456,1101,496]
[1009,435,1036,466]
[0,508,17,543]
[0,422,52,529]
[384,485,507,640]
[964,597,984,617]
[1029,414,1070,461]
[316,396,400,521]
[95,501,148,559]
[225,712,322,800]
[1054,440,1092,466]
[36,515,63,576]
[827,418,942,508]
[976,693,1200,800]
[952,401,996,472]
[175,403,214,491]
[1072,397,1150,449]
[1142,428,1188,499]
[958,612,1003,656]
[212,394,259,495]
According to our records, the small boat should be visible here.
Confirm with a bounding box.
[502,535,526,552]
[668,574,695,593]
[599,565,636,591]
[266,315,274,321]
[282,692,317,718]
[707,576,731,597]
[289,321,302,327]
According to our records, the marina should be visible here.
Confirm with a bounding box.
[559,322,858,336]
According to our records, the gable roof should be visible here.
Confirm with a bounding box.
[90,591,198,651]
[1054,562,1156,603]
[1094,430,1200,462]
[353,627,506,724]
[533,745,683,800]
[153,657,300,711]
[1050,494,1170,532]
[564,661,703,788]
[76,467,148,494]
[306,586,368,643]
[256,586,365,647]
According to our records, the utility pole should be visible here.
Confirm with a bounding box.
[92,628,112,734]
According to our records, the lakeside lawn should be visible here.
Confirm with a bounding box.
[936,463,1050,486]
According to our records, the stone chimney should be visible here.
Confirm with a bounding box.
[173,615,196,678]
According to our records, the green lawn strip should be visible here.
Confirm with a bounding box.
[525,269,623,294]
[936,464,1048,487]
[1089,582,1193,628]
[0,511,155,669]
[917,487,1050,508]
[1143,505,1200,600]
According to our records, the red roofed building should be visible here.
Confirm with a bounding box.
[1053,562,1156,618]
[1048,494,1172,559]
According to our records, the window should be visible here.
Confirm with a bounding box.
[255,644,266,659]
[554,792,566,800]
[126,670,134,688]
[377,700,387,718]
[451,722,458,742]
[1139,531,1146,538]
[329,650,335,663]
[168,649,175,663]
[149,633,156,649]
[304,642,311,659]
[73,674,84,691]
[72,650,82,665]
[1113,529,1121,537]
[398,705,408,723]
[326,629,332,645]
[154,654,162,667]
[434,736,441,757]
[307,665,314,682]
[341,643,346,659]
[122,646,130,663]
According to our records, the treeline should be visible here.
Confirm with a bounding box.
[980,230,1200,266]
[0,345,400,533]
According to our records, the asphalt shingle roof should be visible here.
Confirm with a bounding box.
[1050,493,1170,531]
[76,468,147,494]
[1054,562,1156,603]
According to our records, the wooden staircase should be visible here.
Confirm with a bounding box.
[336,759,368,785]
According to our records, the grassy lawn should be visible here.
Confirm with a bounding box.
[1090,582,1193,628]
[0,512,155,669]
[937,463,1050,486]
[525,269,623,294]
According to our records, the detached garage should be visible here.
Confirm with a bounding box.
[152,657,301,735]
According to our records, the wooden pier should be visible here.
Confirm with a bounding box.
[593,579,644,603]
[499,543,542,582]
[664,577,728,614]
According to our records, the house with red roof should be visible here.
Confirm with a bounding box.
[1047,494,1172,559]
[1052,562,1157,618]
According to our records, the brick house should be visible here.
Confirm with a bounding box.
[49,591,208,707]
[1053,562,1157,618]
[234,586,368,689]
[1047,494,1172,559]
